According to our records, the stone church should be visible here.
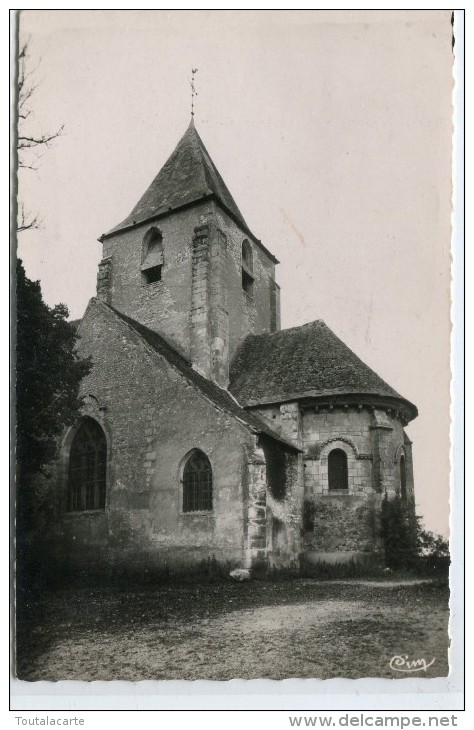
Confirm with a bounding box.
[56,119,417,574]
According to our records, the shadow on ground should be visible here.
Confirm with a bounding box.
[16,578,449,681]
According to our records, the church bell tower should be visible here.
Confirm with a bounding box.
[96,119,281,387]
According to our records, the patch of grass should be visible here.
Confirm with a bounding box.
[24,555,241,591]
[298,556,384,580]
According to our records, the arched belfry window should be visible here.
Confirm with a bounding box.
[328,449,348,490]
[67,417,106,512]
[400,454,407,502]
[142,228,163,284]
[182,449,213,512]
[241,239,254,296]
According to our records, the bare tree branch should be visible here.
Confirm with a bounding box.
[19,162,40,172]
[17,203,42,232]
[17,40,65,231]
[18,127,65,150]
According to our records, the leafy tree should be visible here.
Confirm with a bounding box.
[380,493,450,574]
[417,529,450,559]
[16,258,91,532]
[416,527,450,576]
[15,41,79,593]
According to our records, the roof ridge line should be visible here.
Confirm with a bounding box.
[192,126,216,195]
[242,319,327,340]
[106,303,191,366]
[99,302,257,430]
[96,300,301,450]
[228,314,417,421]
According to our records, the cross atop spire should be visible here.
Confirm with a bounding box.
[190,68,198,117]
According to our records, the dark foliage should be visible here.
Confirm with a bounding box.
[299,555,384,580]
[415,528,450,577]
[302,499,316,532]
[418,529,450,558]
[15,258,91,532]
[380,493,420,570]
[380,494,450,576]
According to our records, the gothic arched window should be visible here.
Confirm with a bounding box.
[328,448,348,490]
[400,454,407,502]
[182,449,213,512]
[241,239,254,295]
[142,228,163,284]
[67,418,106,512]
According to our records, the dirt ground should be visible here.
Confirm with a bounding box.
[16,578,449,681]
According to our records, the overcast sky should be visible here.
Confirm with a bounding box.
[17,10,453,536]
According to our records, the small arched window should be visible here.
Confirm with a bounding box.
[182,449,213,512]
[328,449,348,490]
[142,228,163,284]
[400,454,407,502]
[67,417,106,512]
[241,239,254,296]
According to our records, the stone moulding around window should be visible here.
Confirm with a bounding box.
[141,227,164,284]
[61,414,110,515]
[305,435,373,461]
[393,442,406,463]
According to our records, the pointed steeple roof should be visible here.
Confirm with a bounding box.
[103,119,251,239]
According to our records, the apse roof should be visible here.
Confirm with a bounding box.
[229,320,417,420]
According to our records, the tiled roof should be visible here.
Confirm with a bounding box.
[229,320,417,419]
[104,119,249,238]
[103,303,301,452]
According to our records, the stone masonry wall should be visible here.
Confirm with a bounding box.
[101,201,216,359]
[190,223,212,378]
[301,406,414,560]
[100,201,279,383]
[215,207,280,363]
[209,228,230,386]
[252,402,415,562]
[54,299,258,573]
[248,402,304,568]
